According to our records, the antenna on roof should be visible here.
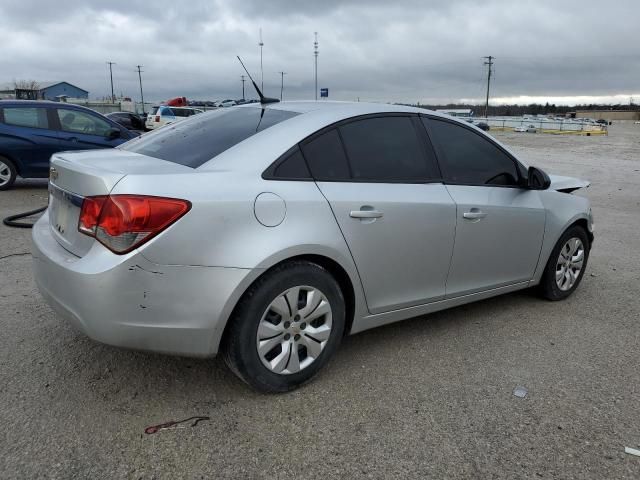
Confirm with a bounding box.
[236,55,279,105]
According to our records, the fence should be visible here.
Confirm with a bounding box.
[468,116,608,135]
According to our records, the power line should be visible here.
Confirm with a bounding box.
[136,65,145,113]
[106,61,116,103]
[278,71,287,101]
[483,56,494,117]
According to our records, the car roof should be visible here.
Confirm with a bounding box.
[0,99,101,114]
[199,100,526,173]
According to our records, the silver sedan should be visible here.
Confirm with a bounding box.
[32,102,593,392]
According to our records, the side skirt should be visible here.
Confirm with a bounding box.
[350,281,530,334]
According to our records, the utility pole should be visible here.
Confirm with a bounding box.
[278,71,287,101]
[241,75,246,100]
[483,56,494,118]
[314,32,319,101]
[106,61,116,103]
[136,65,145,113]
[259,28,264,91]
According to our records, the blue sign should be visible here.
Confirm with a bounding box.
[320,88,328,98]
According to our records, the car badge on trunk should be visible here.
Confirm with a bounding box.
[49,167,58,181]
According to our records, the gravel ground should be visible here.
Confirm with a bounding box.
[1,123,639,479]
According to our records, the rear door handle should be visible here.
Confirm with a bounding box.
[350,209,383,219]
[463,210,487,220]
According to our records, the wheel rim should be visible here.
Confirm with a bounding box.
[0,160,11,186]
[256,285,333,375]
[555,237,584,291]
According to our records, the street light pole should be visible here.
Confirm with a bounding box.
[136,65,145,113]
[259,28,264,91]
[314,32,318,101]
[241,75,246,100]
[106,61,116,103]
[278,71,287,100]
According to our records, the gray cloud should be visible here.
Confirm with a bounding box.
[1,0,638,104]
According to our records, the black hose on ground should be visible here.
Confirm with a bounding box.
[2,206,47,228]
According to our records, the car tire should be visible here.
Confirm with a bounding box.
[0,156,17,191]
[223,260,345,393]
[539,225,590,301]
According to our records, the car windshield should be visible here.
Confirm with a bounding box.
[121,106,299,167]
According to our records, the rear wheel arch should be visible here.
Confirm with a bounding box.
[219,254,356,352]
[0,152,22,176]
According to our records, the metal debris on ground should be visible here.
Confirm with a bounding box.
[625,447,640,457]
[513,386,528,398]
[144,416,210,434]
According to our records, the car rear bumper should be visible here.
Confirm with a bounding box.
[31,211,253,357]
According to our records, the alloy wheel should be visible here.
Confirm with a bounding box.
[555,237,584,291]
[256,286,333,375]
[0,160,11,187]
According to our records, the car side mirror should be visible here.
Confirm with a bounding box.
[106,127,121,140]
[527,166,551,190]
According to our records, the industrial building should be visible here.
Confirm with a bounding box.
[0,81,88,100]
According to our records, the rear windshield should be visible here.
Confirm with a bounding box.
[149,106,159,115]
[122,107,299,167]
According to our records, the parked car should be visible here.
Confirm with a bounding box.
[32,102,593,392]
[475,121,490,131]
[216,99,237,108]
[145,106,203,130]
[514,124,537,133]
[106,111,146,131]
[0,100,138,190]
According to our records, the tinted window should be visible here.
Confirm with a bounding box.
[272,147,311,179]
[2,107,49,129]
[426,118,520,186]
[160,107,175,117]
[57,108,112,136]
[339,116,437,182]
[171,108,192,117]
[301,129,350,181]
[121,107,299,167]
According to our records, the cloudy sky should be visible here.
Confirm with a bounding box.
[1,0,638,105]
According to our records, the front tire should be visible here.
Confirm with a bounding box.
[0,156,17,191]
[223,261,345,393]
[539,225,590,301]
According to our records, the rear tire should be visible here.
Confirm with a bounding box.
[223,260,345,393]
[539,225,590,301]
[0,156,17,191]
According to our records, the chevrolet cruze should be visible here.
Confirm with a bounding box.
[32,102,593,392]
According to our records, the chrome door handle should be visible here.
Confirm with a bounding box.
[463,210,487,220]
[350,209,383,219]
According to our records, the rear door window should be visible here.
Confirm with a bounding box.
[338,116,438,182]
[2,107,49,129]
[121,107,299,167]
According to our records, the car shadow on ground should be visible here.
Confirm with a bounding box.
[39,288,540,405]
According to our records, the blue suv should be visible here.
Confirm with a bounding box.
[0,100,138,190]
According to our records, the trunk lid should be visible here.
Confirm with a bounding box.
[48,149,191,257]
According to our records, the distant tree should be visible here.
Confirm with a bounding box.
[13,79,40,91]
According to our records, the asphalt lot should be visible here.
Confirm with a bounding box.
[1,123,639,479]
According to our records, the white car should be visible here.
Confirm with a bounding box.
[216,99,237,108]
[514,124,537,133]
[145,106,203,130]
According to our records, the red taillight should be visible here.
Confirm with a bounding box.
[78,196,107,235]
[78,195,191,254]
[155,115,160,122]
